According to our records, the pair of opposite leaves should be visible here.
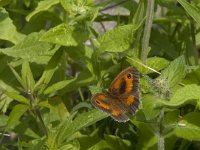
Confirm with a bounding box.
[91,67,140,122]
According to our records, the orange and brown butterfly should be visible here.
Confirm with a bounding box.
[91,66,140,122]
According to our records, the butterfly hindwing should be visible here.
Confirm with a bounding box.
[91,93,129,122]
[122,93,140,115]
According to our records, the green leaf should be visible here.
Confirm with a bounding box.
[104,135,132,150]
[175,112,200,141]
[164,110,180,127]
[60,69,93,94]
[150,30,178,59]
[88,140,112,150]
[21,61,35,92]
[0,115,8,127]
[5,92,30,105]
[0,0,11,6]
[6,104,29,130]
[34,49,63,93]
[44,78,76,95]
[142,95,161,120]
[0,7,25,44]
[136,123,157,150]
[60,0,94,13]
[159,55,186,88]
[126,56,169,74]
[196,31,200,47]
[26,0,59,21]
[161,84,200,107]
[60,0,98,22]
[60,140,80,150]
[29,139,45,150]
[58,109,108,143]
[40,24,89,46]
[0,95,12,113]
[0,32,58,64]
[132,0,146,26]
[8,64,25,89]
[183,66,200,84]
[98,25,138,52]
[48,96,70,121]
[146,57,169,73]
[177,0,200,26]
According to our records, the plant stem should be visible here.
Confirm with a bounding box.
[141,0,155,63]
[35,108,48,137]
[190,19,199,65]
[78,88,84,101]
[158,109,165,150]
[158,132,165,150]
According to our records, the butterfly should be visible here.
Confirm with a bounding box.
[91,67,140,122]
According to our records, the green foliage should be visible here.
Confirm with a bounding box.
[0,0,200,149]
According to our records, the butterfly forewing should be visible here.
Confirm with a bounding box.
[109,67,140,96]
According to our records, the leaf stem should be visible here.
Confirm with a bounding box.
[141,0,155,63]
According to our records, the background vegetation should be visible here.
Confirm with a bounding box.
[0,0,200,149]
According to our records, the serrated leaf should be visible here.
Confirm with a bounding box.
[26,0,59,21]
[40,24,89,46]
[98,25,138,52]
[5,92,30,105]
[159,55,186,88]
[177,0,200,26]
[175,112,200,141]
[0,32,57,64]
[21,61,35,92]
[0,7,24,44]
[161,84,200,107]
[6,104,29,130]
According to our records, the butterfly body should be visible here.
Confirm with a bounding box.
[91,67,140,122]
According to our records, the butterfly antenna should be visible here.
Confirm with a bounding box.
[126,56,161,75]
[0,133,10,137]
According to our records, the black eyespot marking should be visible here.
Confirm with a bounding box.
[96,100,101,105]
[119,79,126,94]
[127,73,132,79]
